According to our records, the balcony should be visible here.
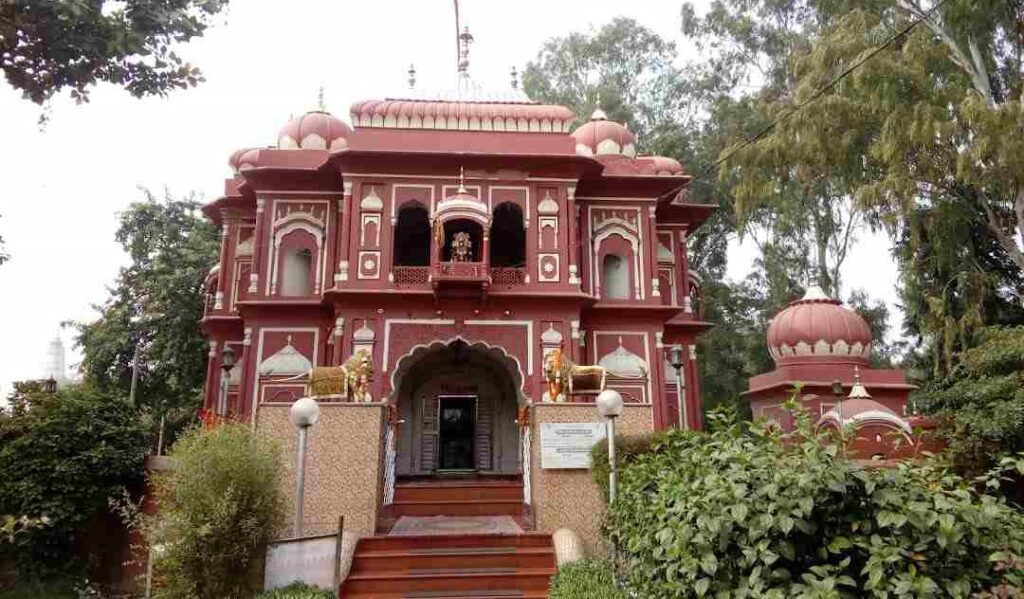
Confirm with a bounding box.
[430,261,490,298]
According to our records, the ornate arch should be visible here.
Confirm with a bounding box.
[388,336,528,403]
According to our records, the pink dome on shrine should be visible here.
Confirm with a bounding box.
[228,147,261,173]
[277,110,353,151]
[637,155,685,176]
[766,286,873,364]
[571,108,636,158]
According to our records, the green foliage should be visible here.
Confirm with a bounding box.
[913,326,1024,477]
[606,408,1024,597]
[258,581,335,598]
[151,423,285,599]
[0,382,149,575]
[74,190,219,448]
[590,433,661,502]
[549,559,625,599]
[1,0,230,105]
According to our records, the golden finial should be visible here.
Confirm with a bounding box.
[510,66,519,89]
[316,86,326,111]
[408,64,417,89]
[457,166,467,193]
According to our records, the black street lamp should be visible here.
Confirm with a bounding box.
[217,345,237,417]
[668,345,687,429]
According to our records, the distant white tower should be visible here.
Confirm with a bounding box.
[42,335,69,387]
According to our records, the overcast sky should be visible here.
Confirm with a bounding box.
[0,0,900,396]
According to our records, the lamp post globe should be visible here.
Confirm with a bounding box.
[289,396,321,428]
[596,389,623,419]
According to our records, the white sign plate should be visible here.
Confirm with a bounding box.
[264,536,336,592]
[540,422,607,469]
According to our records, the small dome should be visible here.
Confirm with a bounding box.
[819,398,911,433]
[434,175,489,224]
[637,155,685,176]
[598,339,648,378]
[228,147,261,173]
[278,110,353,151]
[766,286,873,364]
[571,108,636,158]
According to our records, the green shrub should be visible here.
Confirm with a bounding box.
[150,423,285,599]
[258,581,335,598]
[606,405,1024,598]
[549,559,625,599]
[590,432,661,502]
[0,382,149,575]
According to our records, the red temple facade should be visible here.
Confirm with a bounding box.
[199,74,715,479]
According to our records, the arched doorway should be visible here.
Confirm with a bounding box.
[392,340,524,476]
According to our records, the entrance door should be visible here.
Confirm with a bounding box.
[438,396,476,471]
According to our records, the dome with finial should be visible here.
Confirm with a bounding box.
[433,167,489,224]
[277,89,353,151]
[571,105,637,158]
[765,285,873,364]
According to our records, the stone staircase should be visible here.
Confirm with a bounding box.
[340,477,554,598]
[389,477,526,519]
[340,533,555,598]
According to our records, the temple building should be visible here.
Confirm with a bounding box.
[199,31,714,595]
[746,286,937,459]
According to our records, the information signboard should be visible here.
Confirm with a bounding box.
[540,422,607,469]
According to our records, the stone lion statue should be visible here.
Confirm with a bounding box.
[543,349,607,402]
[306,349,373,402]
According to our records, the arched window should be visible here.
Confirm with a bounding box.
[490,202,525,267]
[393,203,431,266]
[602,254,629,299]
[281,248,313,296]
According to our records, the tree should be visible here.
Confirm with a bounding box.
[0,381,150,575]
[912,326,1024,477]
[708,1,1024,378]
[0,0,230,105]
[522,17,686,151]
[150,423,285,599]
[74,189,219,445]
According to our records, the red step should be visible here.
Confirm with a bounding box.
[358,533,552,552]
[394,481,524,503]
[351,546,555,573]
[391,499,524,517]
[340,532,555,598]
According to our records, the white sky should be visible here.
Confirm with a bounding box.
[0,0,901,397]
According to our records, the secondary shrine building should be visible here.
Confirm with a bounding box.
[198,70,713,550]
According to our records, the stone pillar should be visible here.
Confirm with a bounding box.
[336,181,353,283]
[249,198,267,296]
[566,186,580,286]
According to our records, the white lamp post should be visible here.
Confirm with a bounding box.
[596,389,624,504]
[289,396,321,537]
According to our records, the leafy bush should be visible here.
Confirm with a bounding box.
[150,423,285,599]
[913,326,1024,477]
[606,406,1024,597]
[590,432,661,501]
[549,559,624,599]
[258,581,335,598]
[0,382,149,575]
